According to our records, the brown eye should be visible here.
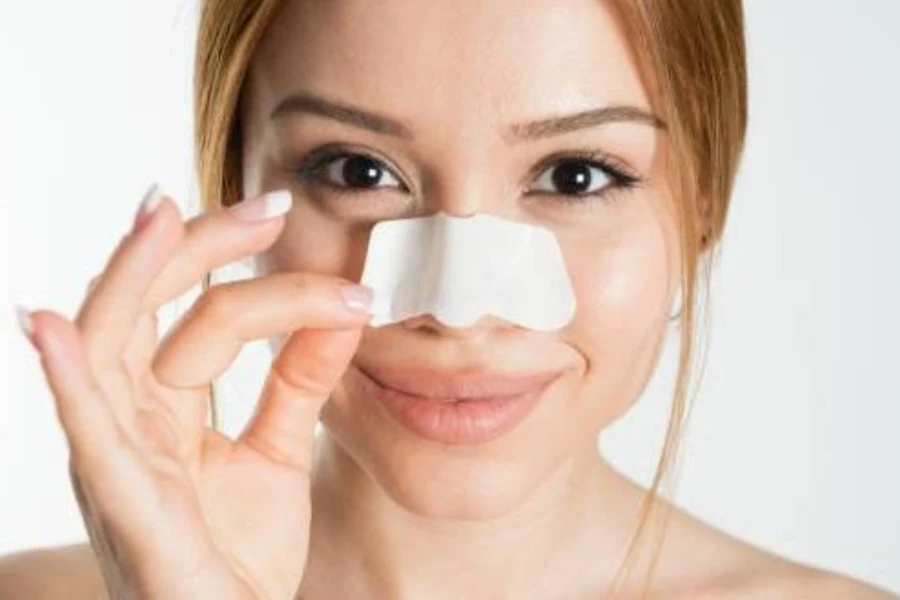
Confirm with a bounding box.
[533,159,613,196]
[319,154,402,190]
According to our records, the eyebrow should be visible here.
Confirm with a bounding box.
[270,92,665,142]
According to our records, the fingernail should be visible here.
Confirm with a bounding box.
[13,304,34,341]
[133,182,164,233]
[340,284,374,313]
[228,189,292,222]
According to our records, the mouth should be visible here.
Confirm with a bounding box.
[350,362,563,445]
[356,363,563,403]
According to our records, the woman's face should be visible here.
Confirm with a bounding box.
[241,0,681,518]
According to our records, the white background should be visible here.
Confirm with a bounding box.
[1,0,898,594]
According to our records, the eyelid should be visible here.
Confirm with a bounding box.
[292,142,643,205]
[323,155,403,188]
[294,143,412,192]
[531,161,612,194]
[520,148,640,193]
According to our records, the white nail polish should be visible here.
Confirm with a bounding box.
[229,189,293,222]
[133,182,165,232]
[139,182,164,217]
[14,304,33,338]
[260,189,293,218]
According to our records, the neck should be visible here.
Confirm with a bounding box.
[302,432,649,600]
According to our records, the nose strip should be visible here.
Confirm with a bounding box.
[359,212,576,331]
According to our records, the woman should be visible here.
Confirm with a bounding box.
[1,0,895,598]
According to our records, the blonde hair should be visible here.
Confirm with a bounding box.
[194,0,747,594]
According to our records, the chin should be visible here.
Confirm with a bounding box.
[318,381,581,520]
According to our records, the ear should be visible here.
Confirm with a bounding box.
[667,281,684,322]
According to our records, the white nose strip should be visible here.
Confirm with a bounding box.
[359,212,577,331]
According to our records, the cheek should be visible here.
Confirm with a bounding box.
[262,194,675,398]
[572,234,670,336]
[559,209,675,411]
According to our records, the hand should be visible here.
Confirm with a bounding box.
[19,187,374,599]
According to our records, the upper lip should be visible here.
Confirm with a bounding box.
[356,362,563,399]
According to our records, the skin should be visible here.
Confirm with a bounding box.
[244,0,680,596]
[0,0,896,598]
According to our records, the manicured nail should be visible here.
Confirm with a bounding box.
[228,189,293,222]
[133,182,164,233]
[13,304,33,341]
[340,284,374,313]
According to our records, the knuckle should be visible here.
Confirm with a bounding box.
[194,283,235,321]
[82,335,130,376]
[288,271,317,285]
[283,271,334,300]
[290,271,331,288]
[243,430,312,473]
[271,357,331,397]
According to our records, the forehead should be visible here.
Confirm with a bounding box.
[249,0,651,128]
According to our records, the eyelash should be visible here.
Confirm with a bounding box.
[289,144,643,207]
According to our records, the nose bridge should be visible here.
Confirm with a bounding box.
[424,129,505,218]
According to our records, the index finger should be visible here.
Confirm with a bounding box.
[77,187,292,366]
[142,189,299,311]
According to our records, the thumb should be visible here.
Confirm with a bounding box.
[238,327,363,471]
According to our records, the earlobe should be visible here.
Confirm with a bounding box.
[667,284,683,322]
[666,239,684,323]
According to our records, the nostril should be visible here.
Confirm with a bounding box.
[401,313,512,339]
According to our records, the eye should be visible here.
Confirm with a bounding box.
[294,148,405,193]
[532,159,615,196]
[321,154,402,189]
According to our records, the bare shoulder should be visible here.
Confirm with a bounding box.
[647,500,897,599]
[0,542,106,600]
[728,562,899,599]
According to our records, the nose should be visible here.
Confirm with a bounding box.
[422,143,507,218]
[421,194,480,220]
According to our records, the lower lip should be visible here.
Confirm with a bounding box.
[353,366,555,446]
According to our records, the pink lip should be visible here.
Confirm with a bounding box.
[349,362,562,445]
[358,364,562,402]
